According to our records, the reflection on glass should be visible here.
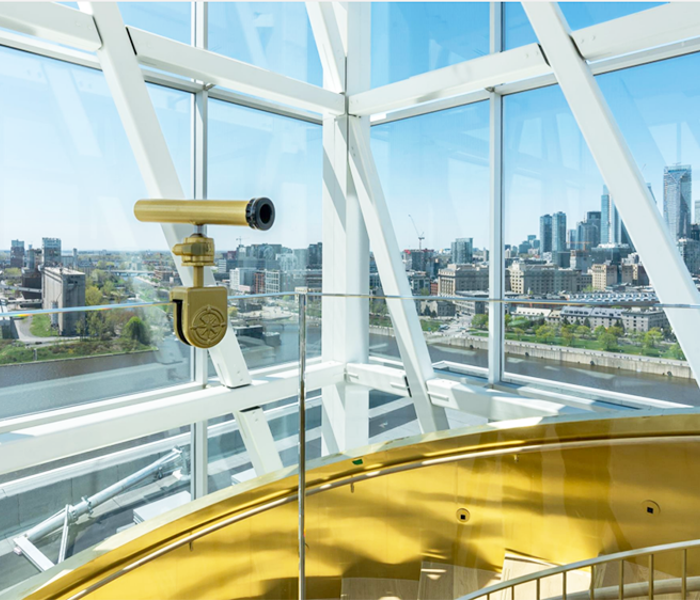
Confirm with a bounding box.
[0,428,190,592]
[228,295,320,371]
[118,2,191,44]
[207,415,255,492]
[209,2,322,86]
[505,2,665,50]
[0,305,192,419]
[371,2,489,88]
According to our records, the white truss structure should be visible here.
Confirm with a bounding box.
[1,1,700,494]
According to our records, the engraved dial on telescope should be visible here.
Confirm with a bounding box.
[190,304,226,347]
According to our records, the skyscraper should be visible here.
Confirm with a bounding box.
[451,238,473,264]
[539,214,552,253]
[664,164,692,240]
[42,237,62,267]
[552,211,567,252]
[10,240,24,268]
[601,185,640,250]
[695,199,700,225]
[601,186,611,244]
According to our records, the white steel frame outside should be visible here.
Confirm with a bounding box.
[1,1,700,495]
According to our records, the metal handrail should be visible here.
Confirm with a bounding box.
[459,538,700,600]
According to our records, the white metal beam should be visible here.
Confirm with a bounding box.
[306,2,346,94]
[318,3,371,455]
[347,117,449,433]
[233,407,284,475]
[126,26,345,116]
[523,2,700,385]
[0,361,345,477]
[79,2,250,389]
[349,43,549,117]
[574,2,700,63]
[0,2,101,52]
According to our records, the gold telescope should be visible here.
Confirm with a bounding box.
[134,197,275,349]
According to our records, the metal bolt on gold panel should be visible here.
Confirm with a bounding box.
[134,197,275,348]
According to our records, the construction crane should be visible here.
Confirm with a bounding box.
[408,214,425,250]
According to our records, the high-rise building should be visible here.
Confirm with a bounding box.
[539,214,552,253]
[552,211,567,252]
[601,185,638,250]
[576,211,601,251]
[451,238,473,265]
[601,186,611,244]
[10,240,24,269]
[695,199,700,225]
[664,164,692,240]
[42,237,62,267]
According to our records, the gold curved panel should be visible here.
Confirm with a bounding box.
[17,412,700,600]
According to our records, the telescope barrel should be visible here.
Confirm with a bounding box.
[134,197,275,230]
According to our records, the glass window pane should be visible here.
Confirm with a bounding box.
[372,102,490,374]
[505,2,665,51]
[118,2,191,45]
[0,305,192,419]
[0,428,190,592]
[371,2,489,88]
[503,83,700,404]
[0,46,193,413]
[208,2,322,86]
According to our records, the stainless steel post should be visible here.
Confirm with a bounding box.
[298,290,307,600]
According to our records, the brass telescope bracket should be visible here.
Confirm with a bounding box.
[134,197,275,349]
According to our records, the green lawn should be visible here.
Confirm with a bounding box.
[0,338,154,365]
[29,314,56,337]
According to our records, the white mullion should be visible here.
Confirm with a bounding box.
[488,2,504,385]
[523,2,700,386]
[319,3,371,455]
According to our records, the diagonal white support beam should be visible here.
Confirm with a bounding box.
[349,43,549,117]
[524,2,700,385]
[306,2,346,94]
[347,117,448,433]
[574,2,700,63]
[233,407,283,475]
[0,2,101,52]
[127,26,345,116]
[79,2,250,389]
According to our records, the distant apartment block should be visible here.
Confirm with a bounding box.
[42,267,86,335]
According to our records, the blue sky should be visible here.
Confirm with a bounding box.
[1,1,692,254]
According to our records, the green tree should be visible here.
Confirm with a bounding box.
[594,325,607,339]
[669,343,686,360]
[644,328,663,349]
[560,324,574,347]
[472,314,489,329]
[599,332,618,351]
[608,325,623,338]
[504,313,512,330]
[535,325,555,344]
[575,325,590,339]
[85,285,103,306]
[122,316,150,345]
[512,327,525,341]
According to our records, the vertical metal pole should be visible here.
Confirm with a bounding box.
[682,549,687,600]
[298,290,307,600]
[190,0,209,501]
[619,560,625,600]
[488,1,504,385]
[648,554,654,600]
[591,565,596,600]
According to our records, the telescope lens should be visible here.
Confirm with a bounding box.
[246,197,275,231]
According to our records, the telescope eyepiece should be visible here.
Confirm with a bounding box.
[246,197,275,231]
